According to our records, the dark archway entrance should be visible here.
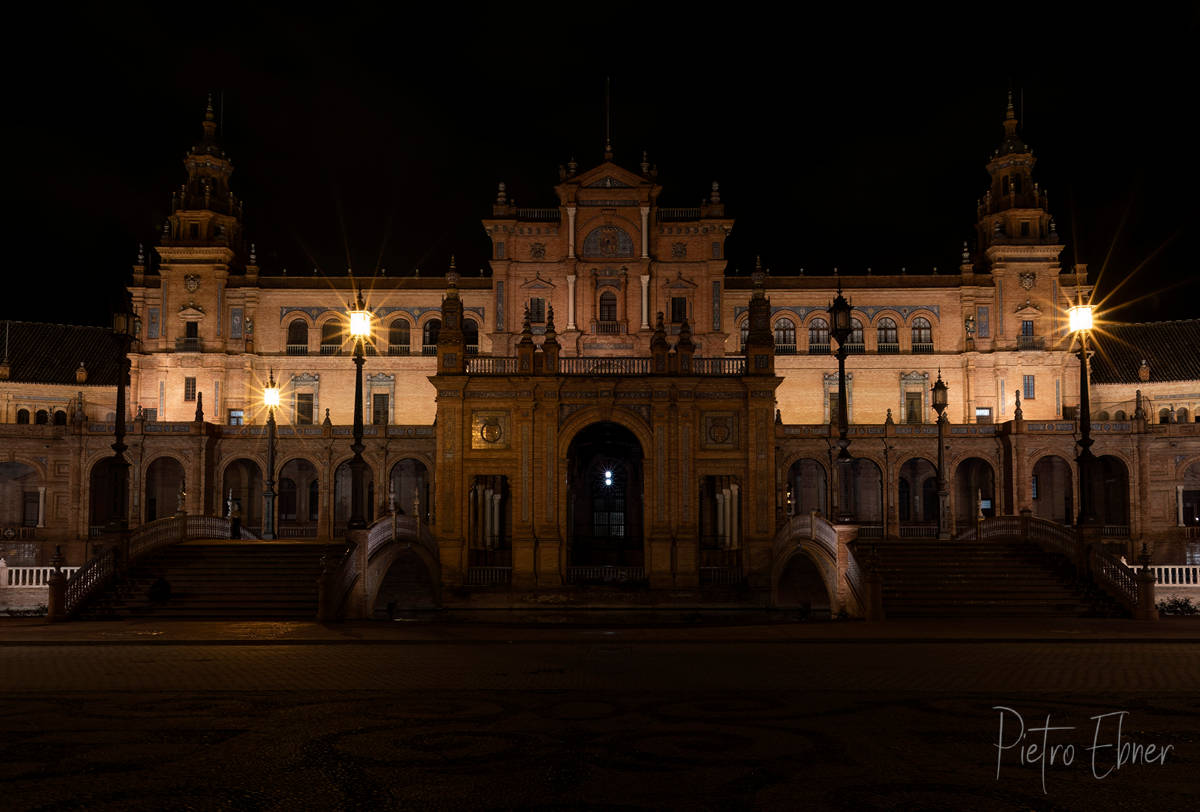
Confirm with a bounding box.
[221,459,263,534]
[787,458,827,517]
[1032,455,1073,524]
[898,458,937,527]
[567,422,644,567]
[144,457,185,522]
[88,458,128,533]
[335,460,375,537]
[1096,455,1130,527]
[955,457,996,532]
[389,458,430,522]
[776,553,831,617]
[373,550,438,616]
[277,458,319,537]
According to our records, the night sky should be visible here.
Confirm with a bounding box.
[8,8,1197,327]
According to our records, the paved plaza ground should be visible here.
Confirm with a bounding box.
[2,616,1197,810]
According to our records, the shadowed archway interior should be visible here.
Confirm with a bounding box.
[567,422,644,567]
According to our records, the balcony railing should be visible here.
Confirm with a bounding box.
[421,344,437,356]
[388,344,410,356]
[175,337,203,352]
[595,321,623,335]
[515,207,561,222]
[286,344,308,356]
[462,356,747,376]
[912,342,934,354]
[465,343,479,355]
[775,344,796,355]
[1017,335,1045,350]
[844,343,865,354]
[877,342,900,354]
[320,344,340,355]
[808,343,830,355]
[467,357,518,374]
[559,357,652,375]
[657,207,701,221]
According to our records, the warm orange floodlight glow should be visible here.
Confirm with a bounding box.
[263,382,280,409]
[1068,304,1095,333]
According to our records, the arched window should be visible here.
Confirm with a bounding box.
[1114,410,1127,421]
[1159,408,1171,424]
[308,479,319,521]
[739,318,749,351]
[1096,411,1110,421]
[912,317,933,352]
[320,321,342,354]
[877,318,898,353]
[422,319,441,355]
[53,410,67,426]
[35,410,49,425]
[599,291,617,324]
[1178,407,1190,423]
[388,320,410,355]
[774,318,796,354]
[16,409,29,424]
[808,318,830,354]
[286,320,309,355]
[463,319,479,354]
[847,318,865,352]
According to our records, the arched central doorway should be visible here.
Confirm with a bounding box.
[567,421,644,567]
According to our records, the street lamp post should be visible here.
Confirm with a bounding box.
[829,280,854,520]
[262,371,279,540]
[1070,303,1099,527]
[931,371,950,540]
[109,302,135,536]
[348,292,372,530]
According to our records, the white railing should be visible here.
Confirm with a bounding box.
[1151,565,1200,585]
[465,567,512,586]
[3,565,80,587]
[898,525,938,538]
[564,565,645,583]
[1090,546,1138,611]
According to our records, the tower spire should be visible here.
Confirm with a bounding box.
[202,92,217,144]
[603,76,613,161]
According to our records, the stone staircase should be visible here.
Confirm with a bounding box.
[865,538,1127,618]
[78,541,345,619]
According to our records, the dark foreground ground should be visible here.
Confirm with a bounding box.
[1,617,1197,810]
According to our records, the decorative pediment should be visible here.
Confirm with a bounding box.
[367,373,394,384]
[1014,298,1042,315]
[900,371,929,384]
[585,176,632,188]
[520,272,556,290]
[178,303,205,319]
[665,270,697,290]
[292,373,319,385]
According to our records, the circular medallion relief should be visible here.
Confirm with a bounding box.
[480,418,502,444]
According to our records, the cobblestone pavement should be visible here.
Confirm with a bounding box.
[1,639,1197,810]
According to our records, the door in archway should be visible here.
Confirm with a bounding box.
[567,422,644,566]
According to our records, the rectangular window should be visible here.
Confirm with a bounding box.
[495,242,505,260]
[528,297,545,323]
[147,308,160,339]
[711,241,721,259]
[1020,320,1034,336]
[184,377,196,402]
[296,393,314,425]
[975,407,993,424]
[1023,375,1036,400]
[670,296,687,324]
[1031,474,1039,500]
[828,392,840,424]
[228,409,244,426]
[977,306,990,338]
[1020,221,1030,237]
[372,393,389,426]
[230,307,244,339]
[185,322,199,339]
[905,392,922,424]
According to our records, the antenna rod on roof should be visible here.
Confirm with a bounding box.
[604,76,613,160]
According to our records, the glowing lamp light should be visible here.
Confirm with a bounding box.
[349,308,372,338]
[263,382,280,409]
[1068,304,1094,334]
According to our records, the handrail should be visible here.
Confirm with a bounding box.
[1091,546,1138,611]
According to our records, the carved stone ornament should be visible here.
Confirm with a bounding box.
[964,315,976,336]
[1019,272,1036,290]
[671,242,687,259]
[530,242,546,259]
[184,274,201,293]
[707,418,731,444]
[480,417,502,444]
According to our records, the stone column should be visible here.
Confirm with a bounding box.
[716,491,725,548]
[567,206,577,257]
[37,486,46,528]
[639,275,651,330]
[724,484,734,546]
[566,274,577,330]
[491,492,501,549]
[640,206,649,259]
